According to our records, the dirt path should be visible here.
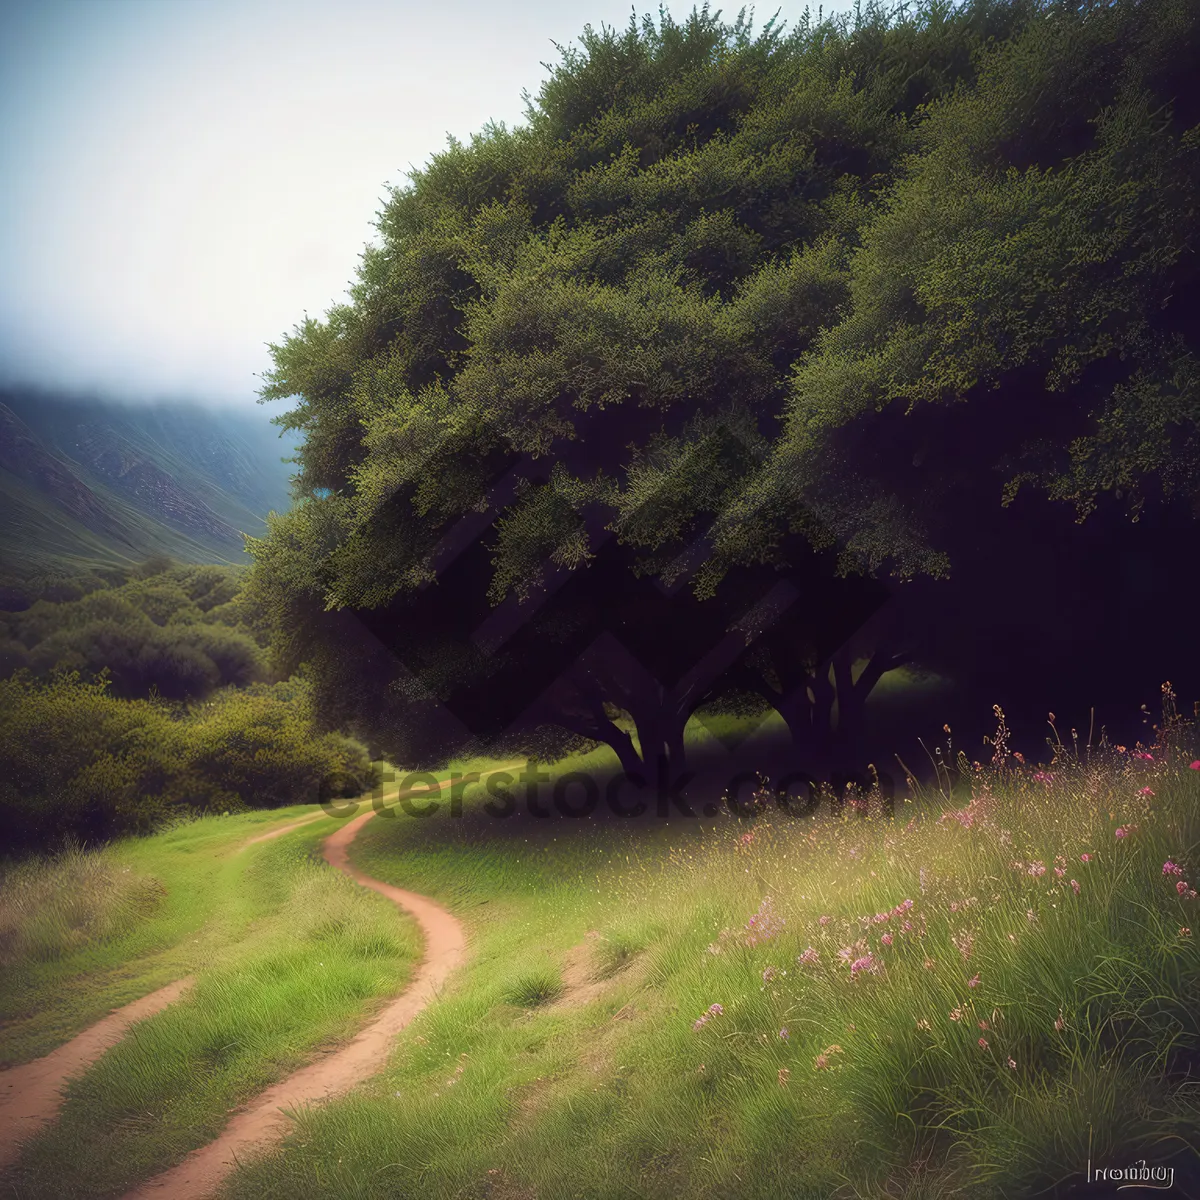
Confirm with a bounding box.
[0,977,195,1171]
[0,810,331,1171]
[122,804,470,1199]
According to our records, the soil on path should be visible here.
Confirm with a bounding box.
[0,809,327,1170]
[122,805,468,1199]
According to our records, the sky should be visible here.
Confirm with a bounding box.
[0,0,855,409]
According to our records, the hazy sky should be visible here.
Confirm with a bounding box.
[1,0,853,408]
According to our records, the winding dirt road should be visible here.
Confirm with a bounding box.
[0,808,326,1171]
[0,977,195,1172]
[3,777,488,1196]
[123,806,466,1198]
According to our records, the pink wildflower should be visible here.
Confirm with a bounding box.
[1115,826,1131,840]
[1178,881,1190,896]
[1190,761,1200,770]
[1008,1057,1017,1069]
[1164,861,1183,876]
[779,1027,789,1041]
[819,915,831,926]
[1028,861,1046,878]
[881,932,893,946]
[1080,853,1092,863]
[968,973,980,988]
[978,1037,989,1049]
[814,1054,829,1070]
[798,947,819,965]
[708,1003,723,1016]
[1138,787,1155,797]
[1070,879,1081,894]
[850,954,879,977]
[949,1007,963,1022]
[1135,752,1154,762]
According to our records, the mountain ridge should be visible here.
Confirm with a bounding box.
[0,385,297,573]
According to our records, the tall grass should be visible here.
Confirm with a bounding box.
[0,841,164,967]
[223,692,1200,1199]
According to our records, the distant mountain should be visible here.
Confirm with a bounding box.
[0,385,298,573]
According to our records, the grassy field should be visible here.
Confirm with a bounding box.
[2,713,1198,1198]
[220,728,1200,1199]
[0,798,421,1197]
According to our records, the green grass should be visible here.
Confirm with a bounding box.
[3,730,1199,1198]
[0,798,421,1198]
[216,738,1200,1200]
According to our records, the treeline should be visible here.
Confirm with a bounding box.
[0,559,377,852]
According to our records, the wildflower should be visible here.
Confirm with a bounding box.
[949,1007,963,1022]
[978,1037,989,1049]
[916,1018,931,1031]
[1135,752,1154,762]
[778,1067,790,1087]
[1164,861,1184,876]
[978,1019,989,1030]
[1138,786,1155,797]
[873,912,891,924]
[819,915,831,926]
[902,920,913,933]
[1033,771,1054,784]
[1054,1013,1065,1032]
[778,1027,789,1041]
[708,1003,723,1016]
[1070,879,1081,894]
[1181,927,1192,938]
[798,947,819,965]
[923,957,936,970]
[1116,826,1132,840]
[762,966,784,984]
[1080,853,1092,863]
[1190,761,1200,770]
[814,1054,829,1070]
[693,1016,709,1032]
[881,932,893,946]
[968,973,980,989]
[1027,909,1038,922]
[1007,1057,1017,1069]
[1028,861,1046,878]
[1178,881,1190,896]
[1054,867,1065,878]
[850,954,879,977]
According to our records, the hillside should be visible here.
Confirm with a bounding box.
[0,386,296,574]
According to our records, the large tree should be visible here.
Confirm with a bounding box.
[248,0,1199,776]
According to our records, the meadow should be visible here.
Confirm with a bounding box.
[1,696,1197,1197]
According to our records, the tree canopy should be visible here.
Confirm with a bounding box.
[249,0,1200,770]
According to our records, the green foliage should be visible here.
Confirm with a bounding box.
[7,565,268,700]
[0,671,377,852]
